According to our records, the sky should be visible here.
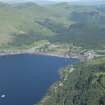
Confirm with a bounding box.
[0,0,104,3]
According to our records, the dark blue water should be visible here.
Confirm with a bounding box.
[0,54,79,105]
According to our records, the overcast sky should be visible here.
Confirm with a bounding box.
[0,0,104,3]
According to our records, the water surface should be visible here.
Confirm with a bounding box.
[0,54,79,105]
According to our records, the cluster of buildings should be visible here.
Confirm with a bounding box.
[84,50,97,60]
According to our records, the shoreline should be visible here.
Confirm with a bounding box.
[0,50,86,61]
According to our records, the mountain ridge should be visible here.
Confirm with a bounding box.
[0,2,105,49]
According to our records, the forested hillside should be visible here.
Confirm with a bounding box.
[38,57,105,105]
[0,2,105,49]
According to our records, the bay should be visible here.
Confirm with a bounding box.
[0,54,79,105]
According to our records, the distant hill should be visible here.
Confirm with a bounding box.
[0,2,105,49]
[68,0,105,5]
[46,3,105,48]
[4,0,57,5]
[0,2,56,47]
[30,0,57,5]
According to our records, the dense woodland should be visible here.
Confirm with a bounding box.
[38,57,105,105]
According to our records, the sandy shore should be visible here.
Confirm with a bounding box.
[0,50,86,61]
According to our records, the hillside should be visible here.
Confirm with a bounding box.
[37,57,105,105]
[0,2,105,49]
[47,3,105,48]
[0,2,57,48]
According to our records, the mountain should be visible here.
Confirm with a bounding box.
[0,2,56,48]
[38,57,105,105]
[68,0,105,5]
[0,2,105,49]
[4,0,57,5]
[30,0,57,5]
[46,3,105,48]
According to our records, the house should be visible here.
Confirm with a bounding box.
[84,50,96,60]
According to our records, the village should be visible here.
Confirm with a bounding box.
[0,40,104,61]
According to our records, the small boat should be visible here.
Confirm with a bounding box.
[1,94,6,98]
